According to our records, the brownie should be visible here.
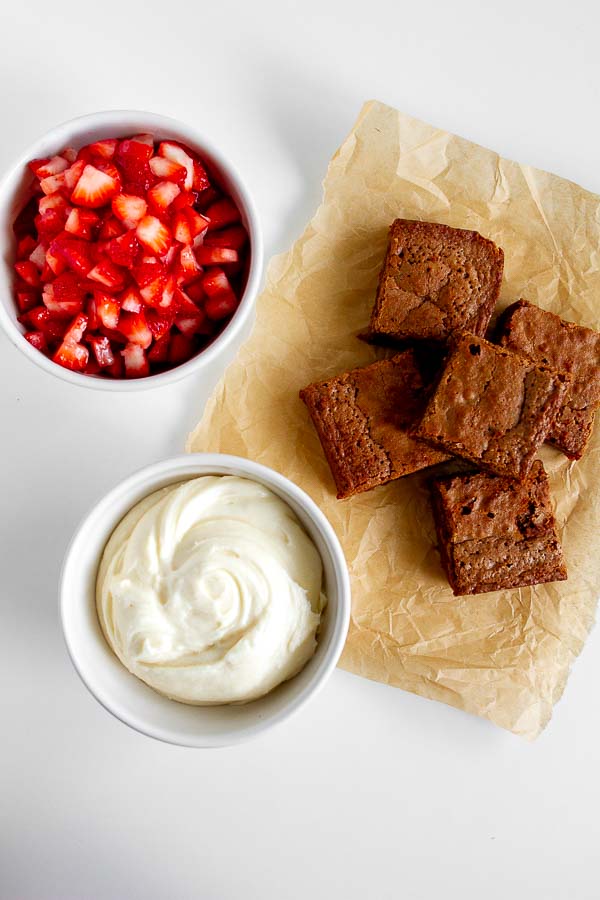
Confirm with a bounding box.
[368,219,504,343]
[413,332,568,479]
[430,461,567,595]
[299,350,450,499]
[496,300,600,459]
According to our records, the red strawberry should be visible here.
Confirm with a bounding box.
[147,180,180,212]
[89,335,116,367]
[116,139,154,193]
[148,334,170,363]
[53,340,88,371]
[83,139,118,161]
[202,268,232,297]
[177,246,201,284]
[63,312,88,344]
[186,279,205,303]
[94,291,120,329]
[195,246,238,266]
[28,243,47,270]
[175,312,207,337]
[192,160,210,193]
[16,235,37,259]
[28,307,68,340]
[145,308,174,340]
[149,156,187,185]
[88,261,125,290]
[130,134,154,147]
[64,160,87,192]
[40,172,67,196]
[195,187,220,212]
[106,354,124,378]
[175,287,201,315]
[131,257,166,288]
[204,225,248,250]
[86,296,99,330]
[35,209,67,243]
[205,294,238,320]
[65,208,100,240]
[136,215,170,256]
[85,357,102,375]
[158,142,194,190]
[118,310,152,348]
[112,193,147,228]
[173,212,193,245]
[62,148,77,163]
[42,284,83,319]
[185,208,210,239]
[14,260,41,287]
[168,333,195,364]
[171,191,196,212]
[205,198,241,230]
[71,164,120,208]
[24,331,48,353]
[106,231,141,268]
[122,342,149,377]
[120,286,142,312]
[13,197,39,239]
[99,214,126,239]
[29,156,69,179]
[49,236,93,276]
[16,290,39,313]
[52,272,87,305]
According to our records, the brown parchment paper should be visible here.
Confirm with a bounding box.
[188,100,600,739]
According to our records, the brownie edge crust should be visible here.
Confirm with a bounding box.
[430,461,567,596]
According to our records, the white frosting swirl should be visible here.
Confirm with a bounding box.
[96,475,326,704]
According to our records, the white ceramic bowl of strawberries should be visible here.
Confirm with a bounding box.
[0,110,263,389]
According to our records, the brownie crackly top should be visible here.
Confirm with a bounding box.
[369,219,504,343]
[413,332,568,479]
[497,300,600,459]
[430,461,567,596]
[300,349,449,499]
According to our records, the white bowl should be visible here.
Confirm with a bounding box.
[0,110,263,391]
[60,454,351,747]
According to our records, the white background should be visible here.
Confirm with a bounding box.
[1,1,598,898]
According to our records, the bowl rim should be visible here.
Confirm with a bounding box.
[0,109,263,391]
[59,453,351,747]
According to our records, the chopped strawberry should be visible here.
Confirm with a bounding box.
[49,235,93,276]
[195,246,238,266]
[192,160,210,193]
[204,225,248,250]
[131,257,166,288]
[71,164,120,208]
[172,212,193,245]
[185,208,210,239]
[62,148,77,164]
[106,354,124,377]
[205,293,239,320]
[186,279,205,303]
[24,331,48,353]
[145,308,174,340]
[63,312,88,344]
[118,310,152,348]
[147,334,170,363]
[42,285,83,319]
[168,333,195,364]
[159,274,176,309]
[98,214,125,239]
[30,156,69,179]
[149,156,187,185]
[202,267,233,297]
[65,208,100,240]
[14,260,41,287]
[205,198,241,230]
[177,245,201,283]
[64,160,87,192]
[89,335,116,367]
[136,215,170,256]
[83,139,118,161]
[87,260,125,290]
[112,193,147,228]
[120,286,142,312]
[16,235,37,259]
[130,133,154,147]
[94,291,120,329]
[171,191,196,212]
[158,142,194,190]
[122,342,149,377]
[53,340,89,371]
[175,287,201,315]
[85,356,102,375]
[40,172,67,196]
[28,307,67,340]
[147,180,180,212]
[86,295,99,330]
[35,209,67,243]
[175,312,207,337]
[51,272,87,305]
[16,290,40,313]
[106,231,141,268]
[116,139,154,193]
[195,187,220,211]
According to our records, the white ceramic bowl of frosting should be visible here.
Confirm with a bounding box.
[60,454,351,747]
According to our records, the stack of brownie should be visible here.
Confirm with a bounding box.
[300,219,600,596]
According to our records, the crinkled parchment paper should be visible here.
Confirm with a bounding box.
[188,100,600,739]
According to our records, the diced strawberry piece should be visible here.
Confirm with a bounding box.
[158,142,194,190]
[64,160,87,192]
[84,139,118,160]
[175,312,207,337]
[168,333,195,364]
[122,342,149,378]
[13,197,38,239]
[62,148,77,163]
[24,331,48,353]
[139,277,162,307]
[147,180,180,212]
[202,267,232,297]
[203,225,248,250]
[192,160,210,192]
[40,172,67,196]
[148,156,187,185]
[43,284,83,319]
[85,357,102,375]
[72,164,119,208]
[99,325,127,345]
[98,214,125,239]
[131,257,166,288]
[130,133,154,147]
[65,208,100,240]
[195,187,220,211]
[49,235,93,276]
[111,193,147,228]
[87,260,125,290]
[35,209,67,242]
[27,307,67,340]
[53,340,88,371]
[16,235,37,259]
[52,272,87,304]
[39,193,68,214]
[159,273,176,309]
[16,290,39,313]
[106,354,124,377]
[205,198,241,230]
[14,260,41,287]
[136,215,170,256]
[106,231,141,268]
[175,286,201,315]
[43,246,66,276]
[195,246,238,266]
[116,140,154,193]
[63,312,88,344]
[205,293,238,320]
[94,291,120,329]
[89,335,115,367]
[186,208,210,239]
[186,279,205,303]
[145,308,174,340]
[171,191,196,212]
[30,156,69,179]
[118,310,152,348]
[147,334,170,363]
[120,286,142,312]
[86,296,99,330]
[172,211,193,245]
[177,245,201,283]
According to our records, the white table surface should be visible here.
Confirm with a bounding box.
[1,1,598,898]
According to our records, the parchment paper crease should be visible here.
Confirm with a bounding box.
[188,100,600,739]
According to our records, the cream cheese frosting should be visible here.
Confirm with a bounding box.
[96,475,326,704]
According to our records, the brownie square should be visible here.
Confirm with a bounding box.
[300,350,450,499]
[430,461,567,595]
[368,219,504,343]
[497,300,600,459]
[413,332,568,479]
